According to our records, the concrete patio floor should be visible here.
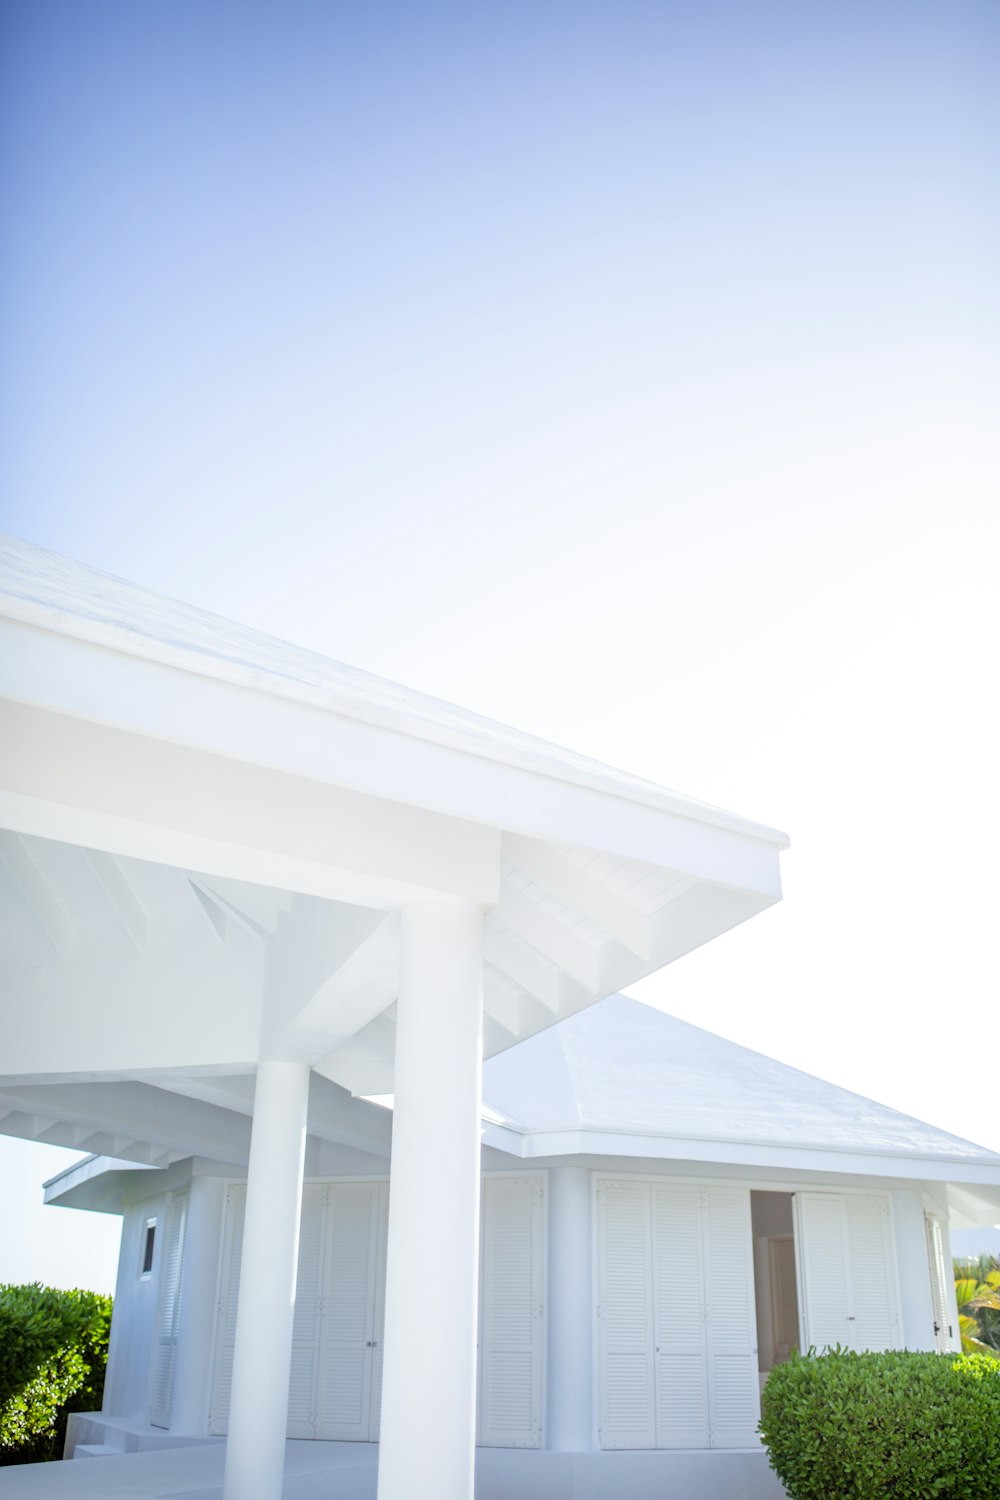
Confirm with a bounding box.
[0,1441,786,1500]
[0,1441,377,1500]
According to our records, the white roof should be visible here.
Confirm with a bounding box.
[0,533,786,841]
[0,534,789,1093]
[483,993,1000,1174]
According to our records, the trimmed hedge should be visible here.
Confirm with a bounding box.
[759,1347,1000,1500]
[0,1284,112,1465]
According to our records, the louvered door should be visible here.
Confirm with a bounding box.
[651,1186,708,1446]
[597,1180,656,1448]
[478,1175,545,1448]
[209,1185,246,1434]
[598,1179,759,1451]
[795,1192,898,1354]
[367,1184,389,1441]
[149,1192,189,1428]
[209,1180,389,1441]
[794,1192,851,1351]
[287,1185,328,1436]
[315,1183,384,1440]
[702,1188,760,1447]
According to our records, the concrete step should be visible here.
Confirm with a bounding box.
[72,1443,124,1459]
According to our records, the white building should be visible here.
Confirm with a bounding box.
[2,534,998,1500]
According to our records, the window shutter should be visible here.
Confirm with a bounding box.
[149,1192,188,1428]
[702,1188,760,1447]
[287,1185,328,1437]
[597,1180,656,1449]
[651,1185,709,1447]
[925,1213,952,1354]
[478,1176,545,1449]
[208,1184,245,1435]
[845,1195,897,1351]
[314,1182,381,1440]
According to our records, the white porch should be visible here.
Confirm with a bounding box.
[0,536,789,1500]
[0,1428,785,1500]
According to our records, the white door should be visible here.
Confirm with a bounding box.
[597,1179,656,1449]
[315,1182,387,1440]
[598,1180,759,1450]
[209,1175,544,1447]
[149,1191,188,1429]
[287,1185,329,1436]
[209,1180,389,1440]
[794,1192,899,1353]
[478,1175,545,1448]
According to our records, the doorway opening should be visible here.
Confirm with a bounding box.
[751,1191,800,1391]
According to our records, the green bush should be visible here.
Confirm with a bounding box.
[759,1347,1000,1500]
[0,1284,112,1465]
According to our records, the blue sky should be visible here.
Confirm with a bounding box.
[1,1,998,1288]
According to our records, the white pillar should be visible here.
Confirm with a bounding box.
[377,897,484,1500]
[171,1173,227,1434]
[890,1187,935,1350]
[547,1165,595,1451]
[222,1060,310,1500]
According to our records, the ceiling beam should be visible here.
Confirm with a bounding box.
[0,831,76,959]
[188,881,229,943]
[492,884,602,993]
[86,849,149,951]
[504,835,654,959]
[187,872,282,938]
[484,923,569,1015]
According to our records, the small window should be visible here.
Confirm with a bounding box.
[140,1219,157,1276]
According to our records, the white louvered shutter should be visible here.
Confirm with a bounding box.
[598,1180,656,1449]
[702,1188,760,1447]
[314,1183,381,1440]
[367,1183,390,1441]
[925,1213,952,1353]
[795,1192,898,1355]
[149,1192,188,1428]
[478,1176,545,1448]
[845,1195,898,1351]
[794,1193,852,1352]
[208,1184,245,1434]
[651,1186,709,1447]
[286,1185,327,1436]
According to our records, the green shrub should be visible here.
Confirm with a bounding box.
[759,1347,1000,1500]
[0,1284,112,1465]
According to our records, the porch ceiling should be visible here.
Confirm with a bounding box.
[0,534,788,1105]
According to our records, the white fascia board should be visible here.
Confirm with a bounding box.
[0,539,788,843]
[43,1153,156,1212]
[481,1123,1000,1185]
[0,614,785,900]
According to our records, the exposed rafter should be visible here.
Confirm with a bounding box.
[187,872,284,938]
[189,880,229,943]
[0,831,76,959]
[491,884,602,994]
[86,849,149,951]
[504,834,653,959]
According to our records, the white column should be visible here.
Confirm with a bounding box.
[171,1173,227,1434]
[547,1165,595,1451]
[222,1060,310,1500]
[377,897,484,1500]
[890,1187,935,1350]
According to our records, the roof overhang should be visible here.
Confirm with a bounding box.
[0,535,788,1105]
